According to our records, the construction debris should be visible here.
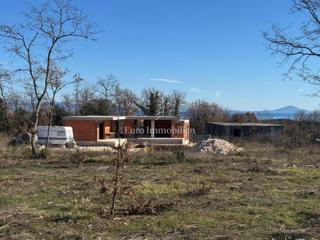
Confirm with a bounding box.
[195,138,243,155]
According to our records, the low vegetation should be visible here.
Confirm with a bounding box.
[1,140,320,239]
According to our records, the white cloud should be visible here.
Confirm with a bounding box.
[215,91,221,98]
[189,87,201,92]
[150,78,183,84]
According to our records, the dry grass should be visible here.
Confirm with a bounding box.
[1,141,320,239]
[0,133,10,153]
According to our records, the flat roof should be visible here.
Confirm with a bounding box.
[177,119,189,123]
[63,116,126,121]
[207,122,283,127]
[64,115,187,121]
[126,116,177,120]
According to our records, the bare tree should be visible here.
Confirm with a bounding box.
[162,95,171,115]
[45,66,77,147]
[0,0,98,156]
[96,75,118,99]
[114,86,138,115]
[95,74,119,114]
[62,94,74,113]
[170,90,186,117]
[79,86,95,107]
[24,85,37,112]
[73,73,84,115]
[6,91,32,133]
[264,0,320,95]
[188,100,229,134]
[7,92,24,113]
[0,65,11,128]
[110,142,131,215]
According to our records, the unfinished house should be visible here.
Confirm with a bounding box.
[63,116,190,145]
[206,122,283,139]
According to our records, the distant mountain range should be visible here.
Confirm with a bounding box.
[230,106,311,120]
[180,105,311,120]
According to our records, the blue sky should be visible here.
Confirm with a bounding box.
[0,0,318,111]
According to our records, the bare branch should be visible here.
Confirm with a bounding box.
[0,0,99,156]
[264,0,320,91]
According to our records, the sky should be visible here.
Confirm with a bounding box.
[0,0,319,111]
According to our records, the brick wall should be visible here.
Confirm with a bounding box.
[172,121,189,141]
[63,119,98,142]
[123,119,135,137]
[64,118,190,142]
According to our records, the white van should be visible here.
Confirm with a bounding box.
[36,126,76,147]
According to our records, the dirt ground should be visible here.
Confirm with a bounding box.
[1,142,320,239]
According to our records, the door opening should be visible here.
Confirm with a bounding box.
[99,122,104,139]
[233,128,241,137]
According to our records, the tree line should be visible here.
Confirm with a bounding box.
[1,64,249,135]
[1,61,262,134]
[5,0,320,156]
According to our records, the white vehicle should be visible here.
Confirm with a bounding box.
[36,126,75,147]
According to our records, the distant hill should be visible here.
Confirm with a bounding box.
[181,105,311,120]
[232,106,311,120]
[271,106,304,115]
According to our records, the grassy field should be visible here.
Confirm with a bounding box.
[1,142,320,239]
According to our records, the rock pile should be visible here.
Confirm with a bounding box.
[195,138,243,155]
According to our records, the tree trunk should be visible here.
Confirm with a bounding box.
[110,153,120,215]
[0,87,9,130]
[31,103,41,157]
[2,102,9,130]
[45,100,55,148]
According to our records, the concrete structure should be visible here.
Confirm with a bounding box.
[63,115,190,145]
[206,122,283,138]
